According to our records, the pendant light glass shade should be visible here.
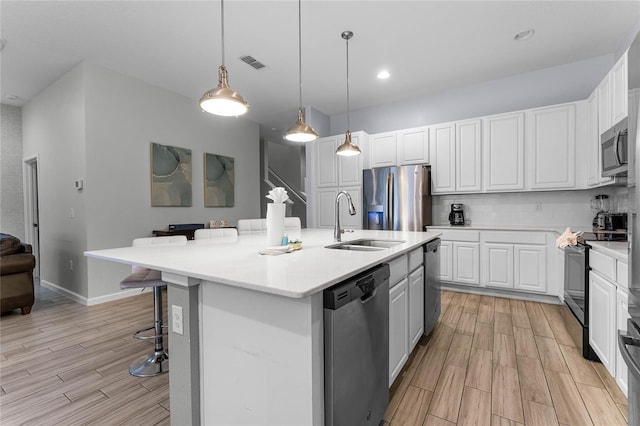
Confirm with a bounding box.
[284,0,318,142]
[285,109,319,142]
[336,30,361,157]
[199,0,249,117]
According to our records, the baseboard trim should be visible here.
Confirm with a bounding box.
[440,282,562,305]
[40,280,150,306]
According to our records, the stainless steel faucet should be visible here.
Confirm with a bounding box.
[334,190,356,241]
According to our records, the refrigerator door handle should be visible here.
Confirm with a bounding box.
[618,331,640,380]
[385,173,393,230]
[388,173,394,229]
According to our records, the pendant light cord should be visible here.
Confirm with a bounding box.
[345,34,350,131]
[298,0,303,109]
[221,0,225,66]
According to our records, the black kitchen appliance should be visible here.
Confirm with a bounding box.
[449,204,465,226]
[562,242,600,361]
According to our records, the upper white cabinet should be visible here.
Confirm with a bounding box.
[397,127,430,165]
[430,123,456,193]
[597,51,628,136]
[611,52,628,125]
[369,132,397,168]
[482,112,525,191]
[527,103,576,190]
[315,137,339,187]
[337,133,364,187]
[456,119,482,192]
[431,119,482,194]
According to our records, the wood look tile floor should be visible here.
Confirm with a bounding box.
[384,291,629,426]
[0,286,630,425]
[0,283,169,425]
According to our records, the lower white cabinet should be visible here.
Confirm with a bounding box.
[438,241,453,282]
[453,242,480,285]
[482,243,514,289]
[514,245,547,293]
[616,288,630,396]
[409,268,425,351]
[389,278,409,386]
[589,271,617,375]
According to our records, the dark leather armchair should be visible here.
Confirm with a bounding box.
[0,233,36,315]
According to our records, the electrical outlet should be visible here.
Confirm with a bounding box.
[68,260,73,271]
[535,203,542,212]
[172,305,184,335]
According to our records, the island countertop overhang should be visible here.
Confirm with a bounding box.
[85,229,441,298]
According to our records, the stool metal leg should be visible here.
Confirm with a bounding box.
[129,286,169,377]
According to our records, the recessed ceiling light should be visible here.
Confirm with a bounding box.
[7,95,18,101]
[514,29,535,41]
[377,70,390,80]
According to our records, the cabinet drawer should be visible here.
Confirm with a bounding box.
[388,255,408,287]
[617,261,628,289]
[483,231,546,245]
[590,250,616,282]
[439,230,480,242]
[408,247,423,272]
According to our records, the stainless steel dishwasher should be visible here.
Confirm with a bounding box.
[324,264,390,426]
[424,238,441,336]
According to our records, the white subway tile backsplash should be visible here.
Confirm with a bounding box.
[433,187,625,228]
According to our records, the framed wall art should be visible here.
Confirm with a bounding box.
[150,142,192,207]
[204,153,234,207]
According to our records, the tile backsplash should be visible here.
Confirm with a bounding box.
[433,187,628,228]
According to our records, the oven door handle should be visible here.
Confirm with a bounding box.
[618,331,640,381]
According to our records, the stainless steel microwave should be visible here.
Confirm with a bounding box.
[601,117,628,177]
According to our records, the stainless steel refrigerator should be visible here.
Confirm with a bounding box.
[362,165,432,231]
[621,28,640,426]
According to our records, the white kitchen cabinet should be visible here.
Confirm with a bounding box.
[514,245,547,293]
[455,119,482,192]
[315,137,338,187]
[314,187,362,230]
[389,277,409,386]
[482,243,514,289]
[430,123,456,193]
[527,103,576,190]
[598,75,612,135]
[611,52,628,125]
[616,288,630,396]
[369,132,397,168]
[438,241,453,282]
[398,127,429,165]
[337,133,364,187]
[589,271,617,375]
[453,242,480,285]
[483,112,524,191]
[409,267,425,351]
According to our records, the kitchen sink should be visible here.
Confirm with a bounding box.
[325,239,405,251]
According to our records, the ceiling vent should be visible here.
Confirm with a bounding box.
[240,55,266,70]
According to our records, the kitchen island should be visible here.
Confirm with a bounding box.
[85,228,441,425]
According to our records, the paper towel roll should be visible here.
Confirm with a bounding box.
[266,203,286,246]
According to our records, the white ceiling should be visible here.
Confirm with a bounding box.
[2,1,639,135]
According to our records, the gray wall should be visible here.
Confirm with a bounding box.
[329,54,613,135]
[1,104,25,240]
[22,62,260,302]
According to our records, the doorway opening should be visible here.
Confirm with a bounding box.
[24,156,40,279]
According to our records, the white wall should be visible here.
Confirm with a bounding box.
[330,54,613,135]
[1,104,25,240]
[22,62,260,303]
[22,65,87,297]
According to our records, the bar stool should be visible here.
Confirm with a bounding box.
[120,235,186,377]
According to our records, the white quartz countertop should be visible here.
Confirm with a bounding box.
[85,229,441,298]
[427,224,582,235]
[587,240,629,261]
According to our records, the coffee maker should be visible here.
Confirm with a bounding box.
[449,204,465,226]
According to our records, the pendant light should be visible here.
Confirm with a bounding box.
[199,0,249,117]
[336,30,361,156]
[284,0,319,142]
